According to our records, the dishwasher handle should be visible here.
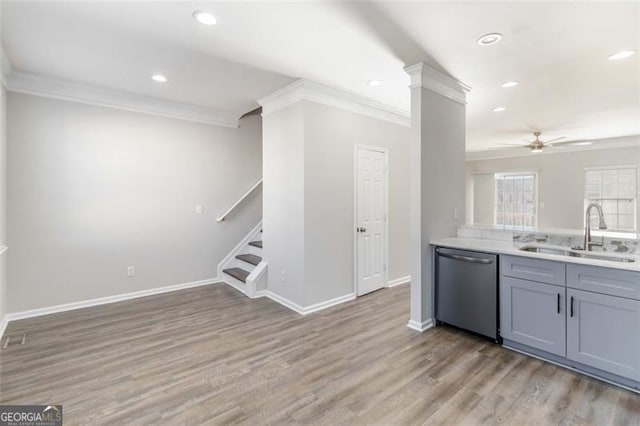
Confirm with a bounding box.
[437,250,494,265]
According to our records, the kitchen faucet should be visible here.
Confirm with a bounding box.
[583,202,607,251]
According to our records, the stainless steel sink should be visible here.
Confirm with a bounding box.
[519,246,636,263]
[520,246,571,256]
[571,252,636,263]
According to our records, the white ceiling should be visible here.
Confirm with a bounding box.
[2,1,639,150]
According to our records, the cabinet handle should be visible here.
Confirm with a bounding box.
[437,252,493,264]
[557,293,561,314]
[570,296,574,317]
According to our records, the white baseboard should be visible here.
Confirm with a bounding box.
[3,277,222,326]
[263,290,356,315]
[0,315,8,341]
[220,277,248,297]
[407,318,434,332]
[387,275,410,287]
[262,290,305,314]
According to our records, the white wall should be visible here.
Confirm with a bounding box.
[262,98,411,308]
[262,102,306,304]
[0,84,6,323]
[466,145,640,231]
[304,101,410,306]
[0,1,7,326]
[7,93,262,313]
[471,172,496,226]
[410,87,466,326]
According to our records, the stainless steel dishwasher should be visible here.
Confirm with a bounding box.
[435,247,499,342]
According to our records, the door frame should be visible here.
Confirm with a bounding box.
[353,144,390,296]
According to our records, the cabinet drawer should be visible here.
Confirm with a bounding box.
[567,264,640,301]
[501,255,566,286]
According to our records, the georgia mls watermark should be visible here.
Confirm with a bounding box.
[0,405,62,426]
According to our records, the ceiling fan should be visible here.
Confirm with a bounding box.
[501,132,570,153]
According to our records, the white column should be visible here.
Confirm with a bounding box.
[405,63,469,332]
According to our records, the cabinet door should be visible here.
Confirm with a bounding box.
[501,277,566,356]
[567,288,640,381]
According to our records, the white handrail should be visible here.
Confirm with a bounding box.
[217,179,263,222]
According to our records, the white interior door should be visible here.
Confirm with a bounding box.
[355,146,388,296]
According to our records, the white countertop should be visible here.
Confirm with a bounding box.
[432,237,640,272]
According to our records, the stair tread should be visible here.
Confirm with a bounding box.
[249,241,263,249]
[223,267,250,283]
[236,253,262,266]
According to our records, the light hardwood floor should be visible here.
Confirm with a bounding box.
[1,283,639,425]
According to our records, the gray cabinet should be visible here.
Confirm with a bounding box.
[567,264,640,301]
[567,288,640,381]
[501,277,566,356]
[501,255,566,286]
[500,255,640,388]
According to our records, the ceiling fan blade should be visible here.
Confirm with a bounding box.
[497,143,530,147]
[548,140,594,147]
[545,136,566,145]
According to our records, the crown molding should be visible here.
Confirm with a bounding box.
[258,79,410,127]
[258,79,305,114]
[404,62,470,106]
[466,135,640,161]
[5,71,240,128]
[0,44,11,89]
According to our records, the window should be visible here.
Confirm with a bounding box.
[584,166,637,232]
[494,172,538,229]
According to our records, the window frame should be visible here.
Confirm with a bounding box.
[493,171,539,230]
[583,165,638,234]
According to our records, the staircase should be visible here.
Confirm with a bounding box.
[223,237,263,285]
[218,224,267,298]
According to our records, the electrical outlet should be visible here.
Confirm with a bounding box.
[195,204,204,214]
[127,265,135,277]
[453,208,459,219]
[280,269,287,283]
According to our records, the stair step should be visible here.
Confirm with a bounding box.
[223,267,250,283]
[249,241,263,249]
[236,254,262,266]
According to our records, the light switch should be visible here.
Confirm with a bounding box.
[195,204,204,214]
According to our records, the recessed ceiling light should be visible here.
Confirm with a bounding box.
[501,81,519,88]
[151,74,167,83]
[193,10,217,26]
[368,80,382,87]
[572,141,593,146]
[608,50,635,61]
[492,106,506,112]
[477,33,503,46]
